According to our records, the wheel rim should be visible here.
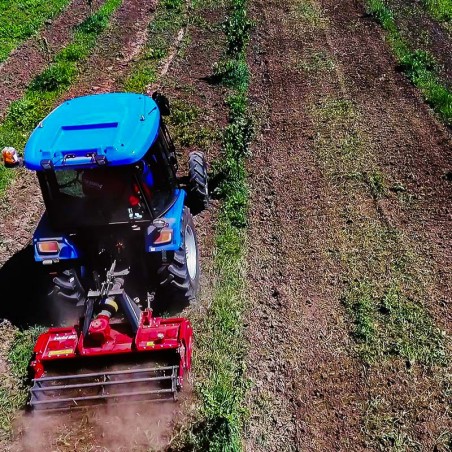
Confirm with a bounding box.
[185,224,197,281]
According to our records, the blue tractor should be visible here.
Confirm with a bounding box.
[3,92,209,314]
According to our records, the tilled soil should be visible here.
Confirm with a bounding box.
[0,0,104,119]
[1,0,451,450]
[244,0,451,450]
[244,1,365,449]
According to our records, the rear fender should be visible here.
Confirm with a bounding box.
[146,189,186,252]
[33,213,79,263]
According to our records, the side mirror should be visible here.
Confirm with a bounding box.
[2,147,23,168]
[151,92,171,116]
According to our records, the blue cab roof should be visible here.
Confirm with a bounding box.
[24,93,160,171]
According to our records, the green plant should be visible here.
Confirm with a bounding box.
[223,3,252,55]
[399,49,436,80]
[366,0,397,32]
[31,62,76,92]
[366,0,452,125]
[422,0,452,22]
[76,13,109,34]
[213,59,249,91]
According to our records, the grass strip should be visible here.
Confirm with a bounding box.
[309,93,449,447]
[0,0,71,62]
[310,96,448,368]
[0,325,43,439]
[0,0,122,195]
[365,0,452,126]
[422,0,452,23]
[172,1,253,450]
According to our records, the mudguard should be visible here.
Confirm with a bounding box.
[33,213,79,263]
[145,189,186,252]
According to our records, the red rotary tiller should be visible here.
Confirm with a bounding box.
[28,262,193,410]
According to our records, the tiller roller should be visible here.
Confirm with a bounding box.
[28,262,193,410]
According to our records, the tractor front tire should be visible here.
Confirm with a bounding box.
[157,207,200,306]
[187,151,209,214]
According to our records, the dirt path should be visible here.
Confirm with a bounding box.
[245,0,451,450]
[0,0,104,119]
[244,1,365,449]
[321,0,452,337]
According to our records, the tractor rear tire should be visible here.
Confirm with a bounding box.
[157,207,200,307]
[187,151,209,214]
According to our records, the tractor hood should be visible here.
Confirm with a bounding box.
[24,93,160,171]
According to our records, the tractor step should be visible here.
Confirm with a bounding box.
[29,365,178,410]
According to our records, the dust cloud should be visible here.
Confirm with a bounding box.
[7,399,184,452]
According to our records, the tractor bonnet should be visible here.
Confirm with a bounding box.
[24,93,160,171]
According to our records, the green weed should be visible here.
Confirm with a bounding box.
[366,1,452,125]
[422,0,452,22]
[213,58,250,91]
[8,327,44,379]
[366,0,397,32]
[173,0,253,449]
[0,326,43,439]
[166,100,218,149]
[223,0,252,55]
[366,171,387,199]
[31,62,76,92]
[0,0,70,62]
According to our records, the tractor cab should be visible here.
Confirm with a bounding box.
[36,128,178,230]
[22,92,179,231]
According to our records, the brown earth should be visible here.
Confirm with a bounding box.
[1,0,451,450]
[0,0,104,119]
[244,0,451,450]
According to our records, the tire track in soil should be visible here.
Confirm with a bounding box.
[0,0,105,119]
[64,0,157,97]
[244,1,366,450]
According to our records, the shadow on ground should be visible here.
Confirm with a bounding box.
[0,245,58,328]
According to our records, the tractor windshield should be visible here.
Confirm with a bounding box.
[38,166,153,229]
